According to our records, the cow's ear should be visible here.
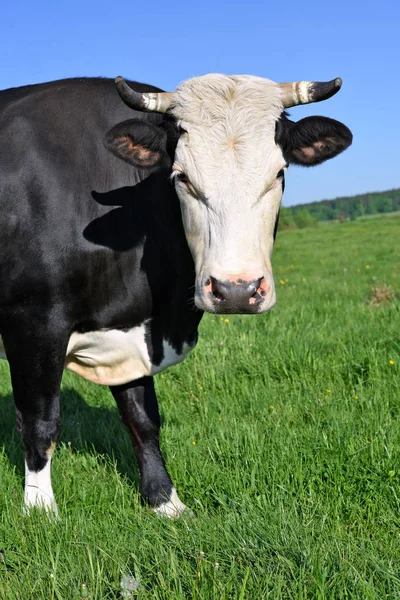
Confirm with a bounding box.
[104,119,170,168]
[280,116,353,166]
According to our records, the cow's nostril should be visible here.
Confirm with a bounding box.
[250,277,263,296]
[210,277,226,302]
[213,291,224,301]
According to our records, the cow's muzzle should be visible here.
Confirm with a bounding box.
[201,275,274,314]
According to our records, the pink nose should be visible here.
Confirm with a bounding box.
[204,276,269,313]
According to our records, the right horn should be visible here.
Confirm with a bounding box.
[115,76,174,113]
[278,77,342,108]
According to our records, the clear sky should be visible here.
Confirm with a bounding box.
[2,0,398,206]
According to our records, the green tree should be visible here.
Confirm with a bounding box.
[278,206,296,230]
[294,208,318,229]
[377,196,393,213]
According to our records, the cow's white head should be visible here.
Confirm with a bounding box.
[105,74,352,314]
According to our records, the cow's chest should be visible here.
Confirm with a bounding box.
[0,323,196,386]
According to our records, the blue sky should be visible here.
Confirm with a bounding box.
[2,0,398,206]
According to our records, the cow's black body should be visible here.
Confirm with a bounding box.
[0,78,202,508]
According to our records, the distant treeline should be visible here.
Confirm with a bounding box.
[280,188,400,229]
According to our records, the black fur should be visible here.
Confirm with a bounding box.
[276,113,352,166]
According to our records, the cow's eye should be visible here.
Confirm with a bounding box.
[177,172,189,184]
[176,172,200,199]
[276,168,285,179]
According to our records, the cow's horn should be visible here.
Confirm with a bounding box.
[278,78,342,108]
[115,76,173,113]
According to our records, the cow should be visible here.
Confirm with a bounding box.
[0,74,352,518]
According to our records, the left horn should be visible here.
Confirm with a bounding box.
[278,77,342,108]
[115,76,174,113]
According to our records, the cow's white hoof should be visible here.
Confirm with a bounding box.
[153,488,192,520]
[24,486,59,518]
[24,458,59,517]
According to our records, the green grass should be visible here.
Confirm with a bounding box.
[0,218,399,599]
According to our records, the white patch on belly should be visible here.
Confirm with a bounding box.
[65,323,195,385]
[24,457,58,516]
[0,324,196,386]
[65,324,152,385]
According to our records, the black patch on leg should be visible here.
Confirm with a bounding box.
[110,377,173,507]
[17,411,59,472]
[2,319,65,475]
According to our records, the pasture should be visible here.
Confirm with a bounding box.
[0,216,399,599]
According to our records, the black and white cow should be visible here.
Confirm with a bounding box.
[0,74,352,517]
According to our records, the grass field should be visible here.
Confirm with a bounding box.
[0,218,399,599]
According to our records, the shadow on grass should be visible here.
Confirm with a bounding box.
[0,387,141,490]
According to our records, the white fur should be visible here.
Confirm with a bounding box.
[24,458,58,515]
[153,487,189,519]
[169,74,285,312]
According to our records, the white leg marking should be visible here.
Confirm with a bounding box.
[153,488,191,519]
[24,458,58,516]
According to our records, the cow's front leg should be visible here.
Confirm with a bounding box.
[110,376,188,519]
[2,321,67,516]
